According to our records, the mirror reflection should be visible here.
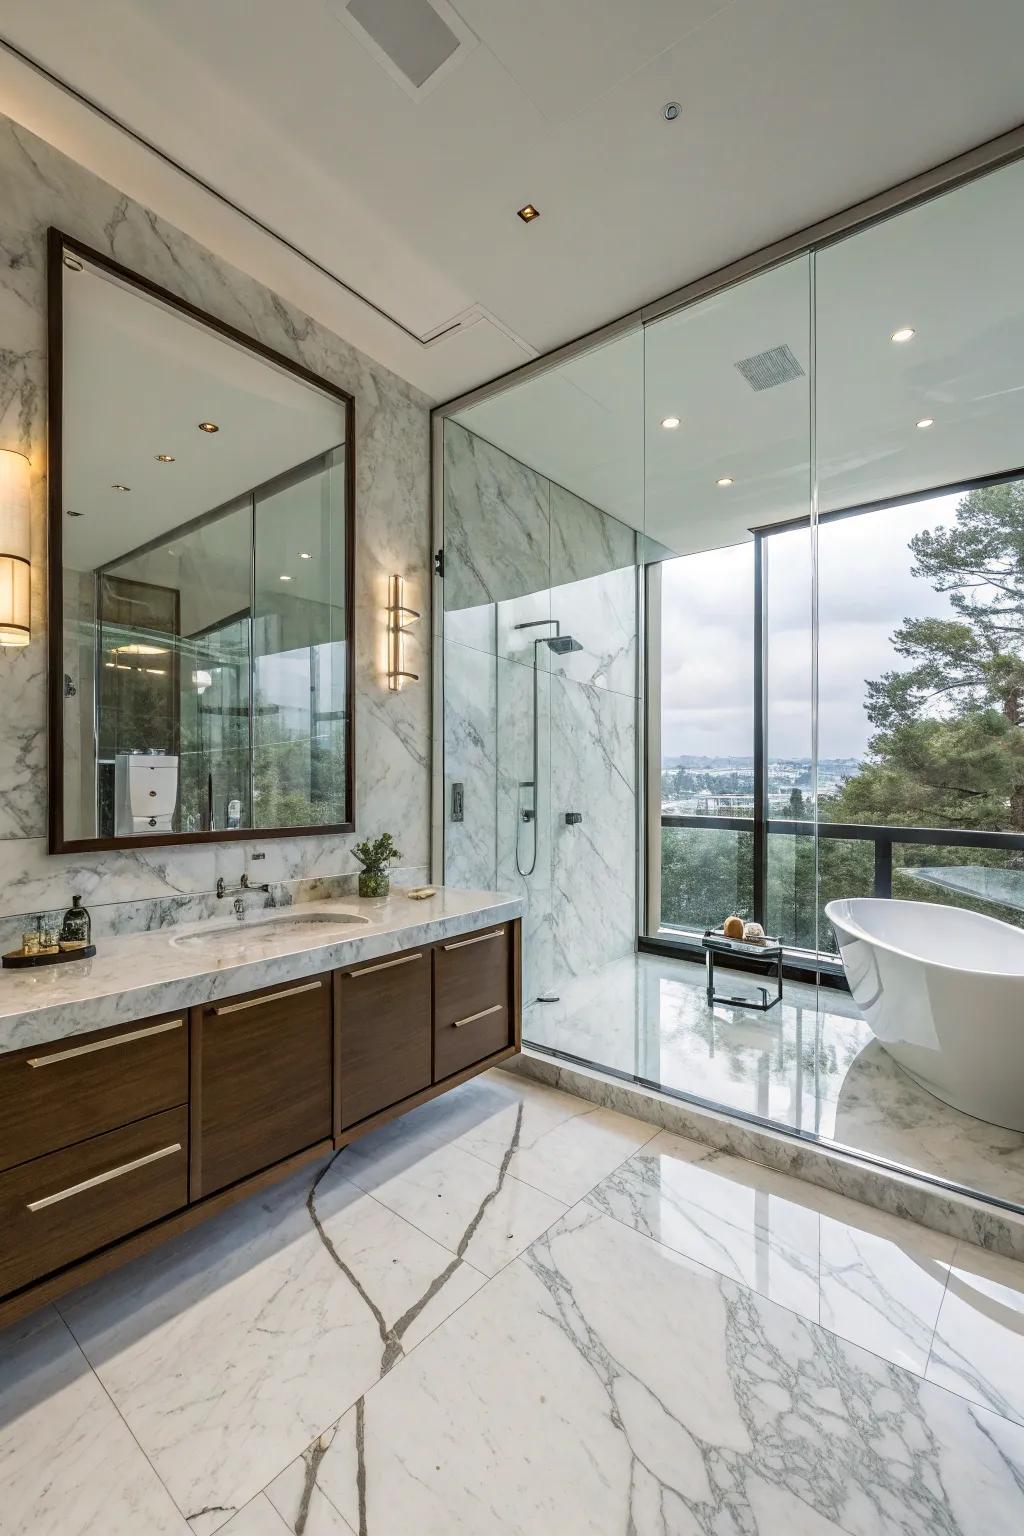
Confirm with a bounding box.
[57,242,353,846]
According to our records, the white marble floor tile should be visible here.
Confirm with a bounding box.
[524,950,1024,1213]
[926,1243,1024,1425]
[218,1494,293,1535]
[264,1427,357,1535]
[587,1129,821,1321]
[343,1134,567,1276]
[0,1307,190,1536]
[276,1205,1024,1535]
[58,1159,485,1534]
[587,1130,956,1371]
[816,1201,955,1374]
[436,1070,657,1204]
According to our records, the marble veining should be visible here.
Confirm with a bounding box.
[442,420,640,1005]
[0,887,521,1054]
[6,1068,1024,1533]
[0,110,430,938]
[515,951,1024,1258]
[270,1202,1024,1536]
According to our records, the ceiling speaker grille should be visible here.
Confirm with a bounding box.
[345,0,461,89]
[734,344,805,391]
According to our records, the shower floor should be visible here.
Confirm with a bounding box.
[523,951,1024,1209]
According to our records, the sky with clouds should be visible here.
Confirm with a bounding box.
[660,491,963,762]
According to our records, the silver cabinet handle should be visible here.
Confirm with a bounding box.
[442,929,505,952]
[347,952,422,978]
[453,1003,504,1029]
[212,980,323,1016]
[27,1018,183,1068]
[27,1143,182,1212]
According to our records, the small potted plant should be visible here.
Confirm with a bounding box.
[352,832,401,898]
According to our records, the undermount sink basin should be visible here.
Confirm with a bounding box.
[170,910,369,953]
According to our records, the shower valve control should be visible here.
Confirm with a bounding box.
[564,811,583,826]
[451,782,464,823]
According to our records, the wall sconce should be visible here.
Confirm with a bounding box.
[0,449,30,648]
[387,574,419,691]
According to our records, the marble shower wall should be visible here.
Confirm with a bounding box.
[0,113,431,942]
[442,420,638,1002]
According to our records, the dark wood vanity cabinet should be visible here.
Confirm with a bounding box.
[0,1011,187,1174]
[0,1107,188,1297]
[0,917,519,1325]
[191,975,333,1198]
[433,924,512,1080]
[337,949,432,1129]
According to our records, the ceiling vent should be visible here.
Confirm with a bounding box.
[330,0,477,100]
[734,344,805,391]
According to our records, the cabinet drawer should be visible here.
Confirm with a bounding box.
[433,925,512,1080]
[338,948,431,1128]
[194,975,332,1198]
[0,1107,187,1297]
[0,1013,188,1175]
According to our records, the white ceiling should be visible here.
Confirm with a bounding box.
[2,0,1024,401]
[455,154,1024,556]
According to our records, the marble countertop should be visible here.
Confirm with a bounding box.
[0,888,523,1054]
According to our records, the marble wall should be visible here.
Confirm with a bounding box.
[442,420,638,1002]
[0,114,431,945]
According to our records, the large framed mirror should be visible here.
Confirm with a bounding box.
[47,229,355,852]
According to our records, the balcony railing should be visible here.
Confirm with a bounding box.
[662,813,1024,898]
[656,813,1024,969]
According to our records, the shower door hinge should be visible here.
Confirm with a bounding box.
[433,547,444,577]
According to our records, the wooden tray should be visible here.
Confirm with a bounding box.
[2,945,96,969]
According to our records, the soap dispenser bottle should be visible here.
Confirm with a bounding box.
[59,894,92,951]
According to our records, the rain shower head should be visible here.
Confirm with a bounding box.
[544,633,583,654]
[513,618,583,654]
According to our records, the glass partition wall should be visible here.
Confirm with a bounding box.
[438,150,1024,1215]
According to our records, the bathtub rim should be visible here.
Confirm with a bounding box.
[824,895,1024,979]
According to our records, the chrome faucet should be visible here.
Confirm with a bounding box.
[216,873,271,900]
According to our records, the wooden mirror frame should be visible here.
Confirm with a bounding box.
[46,227,356,853]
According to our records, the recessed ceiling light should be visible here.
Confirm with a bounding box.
[890,326,915,344]
[916,417,934,430]
[155,453,175,463]
[517,204,540,223]
[299,551,313,560]
[661,416,681,430]
[716,476,735,487]
[111,483,131,492]
[662,101,682,122]
[279,574,292,582]
[113,643,168,656]
[197,421,220,433]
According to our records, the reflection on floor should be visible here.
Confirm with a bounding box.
[523,953,1024,1206]
[3,1068,1024,1533]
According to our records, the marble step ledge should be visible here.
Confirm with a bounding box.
[500,1047,1024,1264]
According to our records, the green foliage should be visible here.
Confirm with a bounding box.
[352,832,402,874]
[665,481,1024,948]
[843,482,1024,833]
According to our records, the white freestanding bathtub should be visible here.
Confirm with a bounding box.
[826,897,1024,1132]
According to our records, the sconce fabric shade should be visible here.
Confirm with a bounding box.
[0,450,30,647]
